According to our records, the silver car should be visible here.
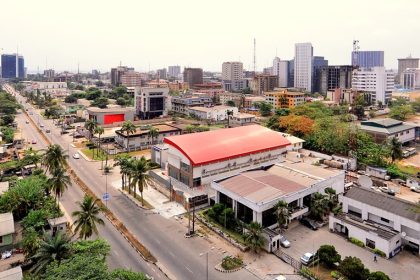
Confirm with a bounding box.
[279,236,290,248]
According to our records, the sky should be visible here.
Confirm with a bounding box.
[1,0,420,73]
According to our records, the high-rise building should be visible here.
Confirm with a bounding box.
[312,56,328,93]
[183,68,203,87]
[157,68,167,79]
[351,51,384,68]
[287,59,294,87]
[135,87,169,119]
[397,56,419,84]
[402,68,420,90]
[168,66,181,78]
[222,62,244,92]
[43,69,55,79]
[120,71,143,87]
[319,65,353,94]
[352,67,394,105]
[294,43,313,92]
[111,66,134,86]
[1,54,24,79]
[251,74,278,95]
[272,57,289,88]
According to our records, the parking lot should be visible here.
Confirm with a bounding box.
[281,221,420,280]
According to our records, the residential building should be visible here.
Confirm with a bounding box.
[120,71,143,87]
[243,95,265,108]
[1,54,24,79]
[280,133,305,151]
[402,68,420,90]
[319,65,353,94]
[183,68,203,87]
[168,81,189,92]
[397,56,419,84]
[312,56,328,93]
[157,68,167,79]
[0,212,14,248]
[222,62,245,92]
[163,125,290,188]
[115,124,181,151]
[135,87,170,119]
[86,107,135,125]
[264,89,305,109]
[352,51,384,68]
[359,118,415,144]
[272,57,289,88]
[111,66,133,86]
[229,113,256,127]
[170,95,212,115]
[168,65,181,78]
[352,67,394,104]
[188,105,238,121]
[294,43,313,92]
[219,92,243,107]
[43,69,55,79]
[330,187,420,257]
[251,74,278,95]
[29,81,68,97]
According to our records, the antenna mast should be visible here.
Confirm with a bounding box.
[253,38,256,73]
[352,40,360,68]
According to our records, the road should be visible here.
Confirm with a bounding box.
[12,90,167,279]
[7,84,261,280]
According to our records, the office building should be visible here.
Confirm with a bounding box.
[222,62,244,92]
[294,43,313,92]
[264,89,305,109]
[402,68,420,90]
[43,69,55,79]
[168,65,181,78]
[183,68,203,87]
[157,68,167,79]
[111,66,134,86]
[398,57,419,84]
[288,59,294,87]
[352,67,394,104]
[171,95,213,115]
[86,107,135,125]
[272,57,289,88]
[312,56,328,93]
[188,105,239,121]
[30,82,68,97]
[352,51,384,68]
[319,65,353,94]
[135,87,169,119]
[251,74,278,95]
[1,54,24,79]
[120,71,143,87]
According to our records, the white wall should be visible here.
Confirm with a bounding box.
[388,128,415,143]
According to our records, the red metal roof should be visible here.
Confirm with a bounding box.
[164,125,290,167]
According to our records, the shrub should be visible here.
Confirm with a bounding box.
[338,256,370,280]
[218,208,236,229]
[300,267,320,280]
[331,270,342,279]
[317,245,341,268]
[221,255,243,270]
[349,237,365,247]
[368,271,391,280]
[372,248,386,258]
[207,203,225,221]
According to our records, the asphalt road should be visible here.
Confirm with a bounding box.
[9,84,261,280]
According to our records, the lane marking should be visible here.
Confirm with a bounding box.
[185,266,193,274]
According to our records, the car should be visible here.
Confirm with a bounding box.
[273,276,287,280]
[1,250,12,260]
[31,139,37,144]
[40,124,44,128]
[25,120,29,124]
[387,189,396,196]
[73,153,80,159]
[279,236,290,248]
[46,129,51,133]
[300,252,316,265]
[299,217,319,230]
[410,186,420,193]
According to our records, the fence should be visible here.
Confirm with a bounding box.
[273,249,302,271]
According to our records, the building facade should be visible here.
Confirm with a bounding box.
[359,118,415,144]
[352,67,394,104]
[264,89,305,109]
[170,95,213,115]
[352,51,384,68]
[183,68,203,87]
[86,107,135,125]
[312,56,328,93]
[397,57,419,84]
[188,105,238,121]
[168,65,181,78]
[272,57,289,88]
[44,69,55,79]
[135,87,170,119]
[319,65,353,94]
[120,71,143,87]
[251,74,278,95]
[1,54,24,79]
[402,68,420,90]
[30,82,68,97]
[111,66,134,86]
[294,43,313,92]
[222,62,245,92]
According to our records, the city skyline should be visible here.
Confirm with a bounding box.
[2,0,420,73]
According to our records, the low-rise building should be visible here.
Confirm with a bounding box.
[171,95,213,115]
[229,113,256,126]
[330,187,420,257]
[188,105,238,121]
[264,89,305,109]
[219,92,243,107]
[86,107,135,125]
[0,212,14,248]
[359,118,415,144]
[280,133,305,151]
[243,95,265,108]
[27,81,68,97]
[251,74,278,95]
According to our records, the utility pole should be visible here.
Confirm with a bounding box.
[253,38,256,74]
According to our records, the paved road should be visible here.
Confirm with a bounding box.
[8,85,261,280]
[11,89,167,279]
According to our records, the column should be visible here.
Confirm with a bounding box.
[233,200,238,218]
[215,191,220,203]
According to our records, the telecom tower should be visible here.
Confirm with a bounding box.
[352,40,360,68]
[253,38,256,73]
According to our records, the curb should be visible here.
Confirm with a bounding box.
[214,263,243,273]
[118,189,150,210]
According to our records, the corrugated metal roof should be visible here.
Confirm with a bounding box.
[0,212,15,236]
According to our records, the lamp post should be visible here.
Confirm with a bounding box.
[199,252,209,280]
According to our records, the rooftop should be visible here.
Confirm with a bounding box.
[0,266,23,280]
[361,118,402,128]
[279,133,305,145]
[117,124,181,137]
[345,187,420,223]
[360,118,415,135]
[0,181,9,196]
[189,105,233,112]
[164,125,290,166]
[86,106,135,113]
[0,212,15,236]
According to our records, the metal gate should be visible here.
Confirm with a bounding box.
[273,249,302,271]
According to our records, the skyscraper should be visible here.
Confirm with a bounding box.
[168,65,181,78]
[222,62,244,92]
[351,51,384,68]
[272,57,289,88]
[183,68,203,87]
[1,54,24,79]
[319,65,353,94]
[294,43,313,92]
[397,56,419,84]
[312,56,328,93]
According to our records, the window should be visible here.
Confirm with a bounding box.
[380,217,390,223]
[0,236,2,243]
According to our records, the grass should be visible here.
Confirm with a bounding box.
[308,265,334,280]
[81,148,107,160]
[126,189,154,209]
[396,163,419,176]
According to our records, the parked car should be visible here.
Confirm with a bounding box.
[1,250,12,260]
[279,236,290,248]
[387,189,396,196]
[73,153,80,159]
[410,186,420,193]
[300,217,319,230]
[25,120,29,124]
[31,139,37,144]
[46,129,51,133]
[273,276,287,280]
[40,124,44,128]
[300,252,316,265]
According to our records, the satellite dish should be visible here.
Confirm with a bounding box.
[358,175,373,189]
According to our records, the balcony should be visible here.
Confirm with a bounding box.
[290,207,309,220]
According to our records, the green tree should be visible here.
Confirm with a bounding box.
[85,119,97,140]
[72,195,105,240]
[317,245,341,268]
[148,126,159,145]
[22,227,42,258]
[42,144,68,174]
[226,100,236,107]
[23,147,42,167]
[412,97,420,113]
[368,271,391,280]
[388,137,403,162]
[254,101,273,117]
[64,95,78,103]
[310,192,328,221]
[31,233,72,275]
[94,125,105,161]
[243,222,264,253]
[121,121,136,152]
[47,167,71,206]
[116,97,127,106]
[338,256,370,280]
[324,187,338,212]
[113,154,132,191]
[72,239,110,261]
[274,200,290,230]
[129,157,152,205]
[92,97,109,109]
[111,269,149,280]
[389,104,414,120]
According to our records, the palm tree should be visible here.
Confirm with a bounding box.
[42,144,68,173]
[310,192,329,221]
[129,156,152,205]
[226,109,234,128]
[113,153,132,191]
[121,121,136,152]
[243,222,264,253]
[324,187,338,212]
[84,119,97,140]
[274,200,290,230]
[148,126,159,146]
[94,125,104,162]
[389,137,403,162]
[47,167,71,206]
[23,147,42,167]
[72,195,105,240]
[30,233,71,274]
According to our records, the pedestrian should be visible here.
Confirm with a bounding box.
[373,253,377,262]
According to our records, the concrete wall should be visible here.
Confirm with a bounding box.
[0,233,12,247]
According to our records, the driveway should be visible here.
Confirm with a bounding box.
[281,222,420,280]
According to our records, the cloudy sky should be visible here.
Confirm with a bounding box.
[2,0,419,73]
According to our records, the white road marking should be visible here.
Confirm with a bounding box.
[169,251,175,257]
[185,266,193,274]
[113,250,120,256]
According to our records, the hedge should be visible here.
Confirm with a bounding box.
[349,237,365,248]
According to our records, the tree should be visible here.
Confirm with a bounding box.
[218,208,236,230]
[324,187,338,212]
[94,125,105,161]
[274,200,290,230]
[72,239,110,261]
[121,121,136,152]
[254,101,273,117]
[129,157,152,205]
[116,97,127,106]
[338,256,370,280]
[148,126,159,145]
[278,115,314,138]
[64,95,78,103]
[412,97,420,113]
[388,137,403,162]
[92,97,109,109]
[317,245,341,268]
[243,222,264,253]
[22,227,42,258]
[226,100,236,107]
[47,167,71,206]
[30,233,72,275]
[113,154,132,191]
[368,271,391,280]
[42,144,68,174]
[72,195,105,240]
[389,105,414,121]
[185,125,195,134]
[310,192,328,221]
[110,269,149,280]
[291,101,333,119]
[23,147,42,167]
[242,87,252,95]
[85,119,97,140]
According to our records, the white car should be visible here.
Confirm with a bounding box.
[300,252,315,265]
[279,236,290,248]
[40,124,44,128]
[273,276,287,280]
[73,153,80,159]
